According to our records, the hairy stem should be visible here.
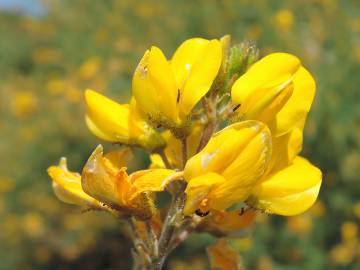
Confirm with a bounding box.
[145,219,159,258]
[181,137,187,169]
[150,182,186,270]
[158,148,172,169]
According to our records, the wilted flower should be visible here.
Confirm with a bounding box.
[81,145,175,219]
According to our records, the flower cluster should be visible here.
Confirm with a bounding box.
[48,35,322,268]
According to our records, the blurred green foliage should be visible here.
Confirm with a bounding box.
[0,0,359,269]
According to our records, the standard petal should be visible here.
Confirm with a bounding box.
[132,50,160,119]
[147,46,178,121]
[179,39,222,118]
[250,156,322,215]
[171,38,210,87]
[133,47,178,123]
[268,66,316,136]
[85,89,130,142]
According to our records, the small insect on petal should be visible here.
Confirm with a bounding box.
[195,209,210,217]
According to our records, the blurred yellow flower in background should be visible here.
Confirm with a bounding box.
[274,9,294,31]
[11,91,38,118]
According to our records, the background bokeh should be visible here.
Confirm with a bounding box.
[0,0,359,269]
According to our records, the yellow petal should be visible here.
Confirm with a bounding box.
[184,121,271,183]
[254,156,321,197]
[85,115,115,141]
[129,169,176,199]
[128,98,165,151]
[184,172,226,215]
[244,79,294,123]
[209,123,272,210]
[179,39,222,118]
[231,52,300,105]
[267,120,304,173]
[81,145,129,207]
[85,89,130,142]
[47,158,99,207]
[269,66,316,136]
[161,123,203,168]
[104,148,133,172]
[132,50,159,117]
[256,183,321,216]
[149,154,165,169]
[250,156,322,216]
[132,47,178,123]
[171,38,210,87]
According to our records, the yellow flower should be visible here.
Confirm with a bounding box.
[47,158,101,208]
[183,121,272,214]
[231,53,316,137]
[78,57,101,80]
[150,123,203,169]
[84,89,165,152]
[132,37,222,131]
[274,9,294,31]
[11,91,38,118]
[341,221,358,243]
[247,124,322,216]
[81,145,175,219]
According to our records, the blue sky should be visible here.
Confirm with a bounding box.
[0,0,45,16]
